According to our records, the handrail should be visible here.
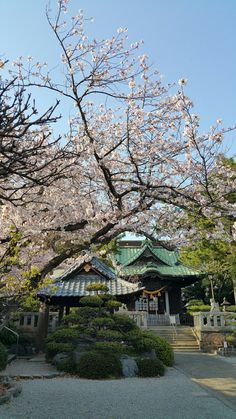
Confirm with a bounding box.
[1,326,19,357]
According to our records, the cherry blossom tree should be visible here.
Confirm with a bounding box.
[0,0,235,295]
[0,69,76,206]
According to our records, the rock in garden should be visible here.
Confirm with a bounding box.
[120,355,138,378]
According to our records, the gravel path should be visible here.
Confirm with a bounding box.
[0,368,235,419]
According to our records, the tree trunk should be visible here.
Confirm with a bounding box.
[35,302,49,352]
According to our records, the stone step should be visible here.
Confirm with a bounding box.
[147,326,200,350]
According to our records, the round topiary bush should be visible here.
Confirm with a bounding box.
[137,358,165,377]
[77,350,122,379]
[141,332,174,366]
[0,342,8,371]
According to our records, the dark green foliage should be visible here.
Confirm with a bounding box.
[45,341,75,360]
[77,350,122,379]
[123,329,156,354]
[97,329,123,341]
[80,295,103,307]
[137,358,165,377]
[187,299,204,306]
[94,341,128,353]
[187,304,211,314]
[0,323,18,346]
[86,283,109,293]
[92,317,115,328]
[46,306,170,378]
[56,357,77,374]
[141,332,174,366]
[46,328,80,343]
[228,306,236,312]
[226,335,236,347]
[0,342,8,371]
[105,300,122,310]
[111,314,138,332]
[123,329,143,350]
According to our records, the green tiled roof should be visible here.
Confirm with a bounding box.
[120,263,199,277]
[116,239,179,267]
[116,239,199,278]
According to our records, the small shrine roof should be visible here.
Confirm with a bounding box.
[38,256,142,298]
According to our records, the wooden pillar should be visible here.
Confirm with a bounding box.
[58,306,64,324]
[35,302,49,352]
[165,291,170,315]
[65,306,70,316]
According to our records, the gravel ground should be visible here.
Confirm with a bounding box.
[0,368,235,419]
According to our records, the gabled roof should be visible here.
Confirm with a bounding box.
[116,239,179,267]
[58,256,116,281]
[116,239,200,278]
[38,256,142,298]
[39,274,142,298]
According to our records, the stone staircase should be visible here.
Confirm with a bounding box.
[147,325,200,352]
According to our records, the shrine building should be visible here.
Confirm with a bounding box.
[36,238,200,348]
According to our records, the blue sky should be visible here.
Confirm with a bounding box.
[1,0,236,155]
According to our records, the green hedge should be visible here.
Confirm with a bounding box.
[137,358,165,377]
[80,296,103,307]
[0,342,8,371]
[97,329,123,341]
[46,328,80,343]
[111,314,138,332]
[77,350,122,379]
[45,342,75,360]
[187,305,211,314]
[228,306,236,313]
[141,332,174,366]
[56,358,77,374]
[94,341,128,353]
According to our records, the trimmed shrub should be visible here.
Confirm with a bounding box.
[228,306,236,313]
[46,328,80,343]
[77,350,122,379]
[0,342,8,371]
[226,335,236,347]
[56,357,77,374]
[137,358,165,377]
[94,341,128,353]
[45,342,75,360]
[80,296,103,307]
[142,332,174,366]
[92,317,115,328]
[187,305,211,314]
[106,300,122,310]
[97,330,123,341]
[111,314,138,332]
[187,299,204,306]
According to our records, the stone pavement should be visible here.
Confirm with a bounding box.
[0,354,61,379]
[0,353,235,418]
[174,352,236,411]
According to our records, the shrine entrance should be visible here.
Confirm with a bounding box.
[135,288,171,326]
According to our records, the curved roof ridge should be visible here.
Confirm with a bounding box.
[55,255,116,282]
[123,240,173,267]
